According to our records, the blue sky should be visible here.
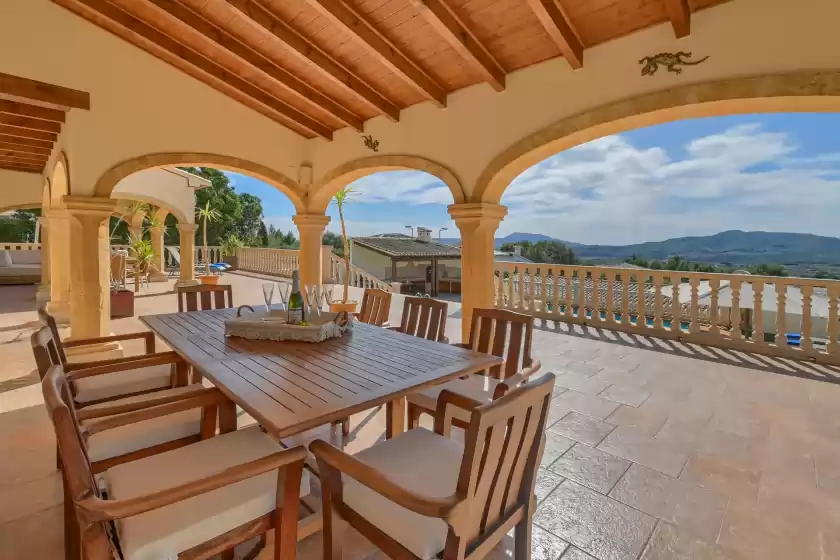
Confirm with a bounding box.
[226,113,840,245]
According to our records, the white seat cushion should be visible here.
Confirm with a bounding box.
[343,428,463,559]
[74,363,172,404]
[407,375,501,423]
[106,425,310,560]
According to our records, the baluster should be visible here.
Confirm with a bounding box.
[552,269,560,318]
[621,273,630,326]
[592,269,601,323]
[689,276,701,335]
[752,280,764,344]
[577,270,586,320]
[828,286,839,355]
[670,275,681,333]
[653,273,663,331]
[636,273,645,329]
[522,267,530,312]
[564,269,573,318]
[731,279,742,341]
[709,278,720,335]
[802,284,813,352]
[775,282,787,347]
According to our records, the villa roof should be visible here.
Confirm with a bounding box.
[352,237,461,258]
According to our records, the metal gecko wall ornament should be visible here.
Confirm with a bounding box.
[362,134,380,152]
[639,52,709,76]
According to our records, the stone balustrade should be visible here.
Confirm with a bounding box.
[1,242,41,251]
[494,262,840,364]
[328,254,391,291]
[237,247,300,278]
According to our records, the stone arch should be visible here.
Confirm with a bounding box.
[93,152,305,211]
[0,202,42,214]
[474,70,840,204]
[307,155,466,213]
[50,152,70,207]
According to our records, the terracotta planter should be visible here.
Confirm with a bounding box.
[330,301,358,313]
[223,255,239,270]
[199,275,220,285]
[110,289,134,318]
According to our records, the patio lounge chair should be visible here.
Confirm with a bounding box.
[42,364,308,560]
[166,246,225,277]
[311,373,556,560]
[406,308,541,429]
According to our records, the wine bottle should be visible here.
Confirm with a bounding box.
[287,270,305,325]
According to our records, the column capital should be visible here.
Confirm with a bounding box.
[37,216,49,227]
[293,213,331,230]
[176,223,198,233]
[447,202,508,224]
[149,225,166,234]
[63,196,119,218]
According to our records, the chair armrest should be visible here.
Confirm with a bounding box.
[82,389,230,434]
[65,351,180,372]
[386,326,402,333]
[66,352,182,382]
[491,360,543,400]
[76,445,307,524]
[433,389,482,437]
[451,343,470,350]
[76,385,219,420]
[63,331,155,354]
[310,440,462,520]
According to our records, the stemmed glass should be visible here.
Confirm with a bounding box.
[276,282,290,311]
[261,282,274,312]
[306,285,323,318]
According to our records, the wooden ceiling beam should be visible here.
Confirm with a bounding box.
[304,0,447,107]
[663,0,691,38]
[408,0,505,92]
[0,155,45,168]
[526,0,583,69]
[224,0,400,122]
[0,125,57,142]
[145,0,364,132]
[0,163,42,174]
[0,150,47,163]
[0,100,65,123]
[0,72,90,110]
[56,0,333,140]
[0,114,62,134]
[0,134,53,149]
[0,141,52,156]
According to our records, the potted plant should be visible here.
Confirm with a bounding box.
[197,200,221,285]
[221,234,244,271]
[329,185,359,313]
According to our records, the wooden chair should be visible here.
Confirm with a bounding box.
[177,283,234,312]
[110,253,127,290]
[311,373,556,560]
[42,364,308,560]
[31,324,222,474]
[357,288,392,326]
[407,308,541,429]
[389,296,448,342]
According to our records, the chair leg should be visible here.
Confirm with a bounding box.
[220,550,234,560]
[406,402,422,430]
[322,510,348,560]
[63,474,80,560]
[341,418,350,439]
[56,446,63,472]
[514,512,532,560]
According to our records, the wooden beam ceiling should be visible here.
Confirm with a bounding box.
[526,0,583,69]
[225,0,400,122]
[408,0,506,92]
[0,125,57,142]
[144,0,364,132]
[0,72,89,110]
[0,141,51,156]
[0,114,61,134]
[0,100,65,123]
[305,0,448,108]
[54,0,333,139]
[0,135,53,149]
[0,163,43,174]
[662,0,691,38]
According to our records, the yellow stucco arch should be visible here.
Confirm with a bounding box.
[0,202,42,214]
[307,155,466,213]
[92,152,306,212]
[474,69,840,204]
[50,152,71,207]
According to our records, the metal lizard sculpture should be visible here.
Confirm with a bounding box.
[639,52,709,76]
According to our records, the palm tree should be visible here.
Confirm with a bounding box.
[197,201,220,275]
[332,186,354,303]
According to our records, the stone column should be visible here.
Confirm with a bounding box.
[46,209,72,322]
[36,217,51,303]
[176,223,199,287]
[65,196,119,343]
[148,224,168,282]
[449,203,507,342]
[293,213,330,288]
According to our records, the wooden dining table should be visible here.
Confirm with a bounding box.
[140,307,504,440]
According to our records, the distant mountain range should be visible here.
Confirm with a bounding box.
[488,230,840,266]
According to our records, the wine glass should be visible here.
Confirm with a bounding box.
[306,285,323,318]
[261,282,274,312]
[276,282,290,311]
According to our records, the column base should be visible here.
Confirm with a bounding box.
[64,340,124,363]
[174,278,200,288]
[35,283,51,303]
[148,272,169,283]
[45,300,70,324]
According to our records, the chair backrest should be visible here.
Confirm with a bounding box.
[177,284,234,312]
[453,374,555,552]
[41,364,113,557]
[110,253,126,283]
[397,296,448,342]
[358,288,392,326]
[36,306,68,367]
[168,246,181,264]
[465,308,534,380]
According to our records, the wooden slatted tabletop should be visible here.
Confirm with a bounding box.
[140,308,503,439]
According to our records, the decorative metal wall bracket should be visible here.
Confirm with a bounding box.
[639,51,709,76]
[362,134,380,152]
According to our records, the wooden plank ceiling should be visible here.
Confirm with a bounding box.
[50,0,728,141]
[0,73,90,174]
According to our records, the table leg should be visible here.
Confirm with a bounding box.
[219,399,237,434]
[385,397,406,440]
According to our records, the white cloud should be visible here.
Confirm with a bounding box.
[347,171,454,205]
[263,215,457,239]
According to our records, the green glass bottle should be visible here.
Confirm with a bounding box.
[287,270,305,325]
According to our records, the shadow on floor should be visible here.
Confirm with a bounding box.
[0,370,39,395]
[535,318,840,384]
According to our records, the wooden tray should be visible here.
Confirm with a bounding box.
[224,307,348,342]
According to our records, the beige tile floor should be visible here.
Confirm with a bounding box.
[2,272,840,559]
